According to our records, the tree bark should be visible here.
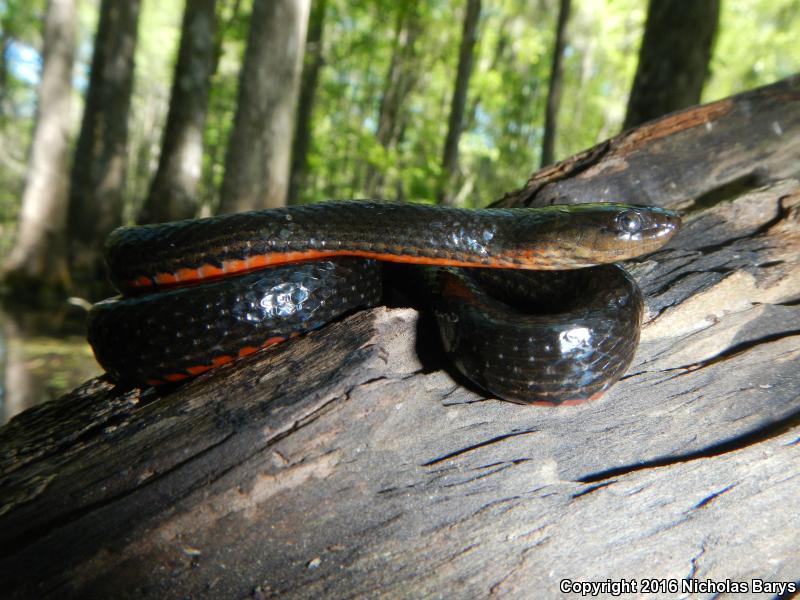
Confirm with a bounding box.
[136,0,217,225]
[217,0,310,213]
[66,0,141,297]
[287,0,327,204]
[439,0,481,207]
[623,0,720,129]
[2,0,76,299]
[364,1,422,198]
[540,0,570,167]
[1,76,798,599]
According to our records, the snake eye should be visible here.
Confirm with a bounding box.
[615,210,644,235]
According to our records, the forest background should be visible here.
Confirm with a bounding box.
[0,0,798,418]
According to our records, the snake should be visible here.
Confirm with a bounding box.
[87,201,680,405]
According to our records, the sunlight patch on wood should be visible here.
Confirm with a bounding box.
[643,267,800,342]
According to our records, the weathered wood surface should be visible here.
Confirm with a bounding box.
[1,79,799,599]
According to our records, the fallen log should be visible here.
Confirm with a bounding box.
[1,76,799,599]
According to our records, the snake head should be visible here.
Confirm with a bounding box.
[572,203,681,264]
[610,205,681,242]
[511,203,681,268]
[594,203,682,258]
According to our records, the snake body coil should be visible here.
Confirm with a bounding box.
[88,201,680,405]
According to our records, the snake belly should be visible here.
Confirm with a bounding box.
[88,201,680,405]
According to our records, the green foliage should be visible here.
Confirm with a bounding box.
[705,0,800,101]
[0,0,46,253]
[301,0,557,206]
[300,0,798,206]
[301,0,420,201]
[559,0,646,154]
[460,0,558,201]
[0,0,44,41]
[123,0,183,220]
[201,0,252,213]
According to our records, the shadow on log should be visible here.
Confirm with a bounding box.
[1,75,799,599]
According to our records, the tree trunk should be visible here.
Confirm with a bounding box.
[217,0,310,213]
[0,76,798,599]
[540,0,570,167]
[136,0,217,225]
[364,1,422,198]
[288,0,327,204]
[2,0,76,299]
[439,0,481,207]
[66,0,141,298]
[623,0,720,129]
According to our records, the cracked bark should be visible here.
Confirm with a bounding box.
[1,77,799,599]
